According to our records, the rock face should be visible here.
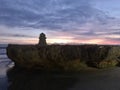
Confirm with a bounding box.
[7,45,120,70]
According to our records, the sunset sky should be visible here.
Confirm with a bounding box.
[0,0,120,45]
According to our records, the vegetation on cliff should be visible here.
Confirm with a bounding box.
[7,44,120,71]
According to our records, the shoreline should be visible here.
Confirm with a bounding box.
[7,66,120,90]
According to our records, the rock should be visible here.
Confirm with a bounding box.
[38,33,47,46]
[6,44,120,70]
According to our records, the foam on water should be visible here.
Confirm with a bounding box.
[0,49,6,54]
[0,44,13,90]
[0,45,13,71]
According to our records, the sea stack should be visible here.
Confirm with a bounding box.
[38,33,47,46]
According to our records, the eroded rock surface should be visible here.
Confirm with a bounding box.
[7,44,120,70]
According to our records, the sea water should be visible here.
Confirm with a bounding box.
[0,44,13,90]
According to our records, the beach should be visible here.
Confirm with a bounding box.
[1,45,120,90]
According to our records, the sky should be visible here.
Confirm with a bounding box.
[0,0,120,45]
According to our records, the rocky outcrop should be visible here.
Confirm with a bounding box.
[38,33,47,46]
[7,44,120,70]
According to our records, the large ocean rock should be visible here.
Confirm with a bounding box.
[7,44,120,70]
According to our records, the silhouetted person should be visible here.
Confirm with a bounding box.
[38,33,47,46]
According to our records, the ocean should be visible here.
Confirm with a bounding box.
[0,44,13,90]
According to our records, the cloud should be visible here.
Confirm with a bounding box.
[0,0,111,30]
[0,0,120,44]
[0,33,35,38]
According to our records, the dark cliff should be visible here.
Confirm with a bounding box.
[7,44,120,70]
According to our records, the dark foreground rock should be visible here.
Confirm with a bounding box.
[7,44,120,70]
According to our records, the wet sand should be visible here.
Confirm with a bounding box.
[69,67,120,90]
[0,76,8,90]
[0,66,8,90]
[7,67,120,90]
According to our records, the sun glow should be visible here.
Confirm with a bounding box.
[87,39,104,44]
[47,38,72,44]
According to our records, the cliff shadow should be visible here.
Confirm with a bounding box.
[7,67,78,90]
